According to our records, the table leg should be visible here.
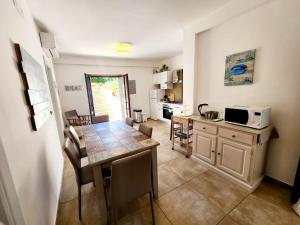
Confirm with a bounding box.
[151,146,158,198]
[93,165,107,225]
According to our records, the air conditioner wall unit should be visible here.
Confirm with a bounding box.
[39,32,59,58]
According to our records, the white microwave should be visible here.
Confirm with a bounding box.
[224,106,271,129]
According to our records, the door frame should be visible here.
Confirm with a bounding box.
[84,73,131,122]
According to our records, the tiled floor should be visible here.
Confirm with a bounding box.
[57,119,300,225]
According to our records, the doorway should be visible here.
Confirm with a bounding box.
[85,74,131,122]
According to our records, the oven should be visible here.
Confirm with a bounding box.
[163,104,173,120]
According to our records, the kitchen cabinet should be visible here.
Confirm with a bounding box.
[160,71,173,89]
[193,130,216,165]
[216,138,252,182]
[191,116,273,192]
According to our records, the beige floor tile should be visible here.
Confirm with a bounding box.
[157,148,181,165]
[189,170,248,213]
[158,164,185,196]
[118,203,172,225]
[218,215,240,225]
[118,194,153,217]
[60,175,78,203]
[58,199,82,225]
[164,157,207,181]
[157,183,225,225]
[230,195,300,225]
[252,180,292,210]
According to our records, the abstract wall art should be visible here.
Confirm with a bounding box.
[15,44,51,131]
[224,49,256,86]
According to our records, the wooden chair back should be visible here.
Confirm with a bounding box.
[139,124,153,138]
[64,138,81,183]
[68,126,81,151]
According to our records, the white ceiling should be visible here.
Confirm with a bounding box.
[27,0,230,59]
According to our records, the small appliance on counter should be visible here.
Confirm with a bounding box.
[224,106,271,129]
[198,103,219,120]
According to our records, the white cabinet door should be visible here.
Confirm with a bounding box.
[193,130,216,165]
[150,99,158,120]
[216,138,252,181]
[160,71,173,89]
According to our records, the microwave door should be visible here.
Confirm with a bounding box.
[225,108,249,125]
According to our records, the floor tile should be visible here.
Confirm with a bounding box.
[157,183,225,225]
[157,148,181,165]
[189,170,248,213]
[118,203,172,225]
[218,215,240,225]
[164,157,207,181]
[158,164,185,196]
[230,195,300,225]
[251,179,292,210]
[60,175,77,203]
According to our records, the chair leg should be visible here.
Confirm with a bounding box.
[149,192,155,225]
[113,207,118,225]
[78,186,82,221]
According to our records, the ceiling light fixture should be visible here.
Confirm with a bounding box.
[113,42,132,53]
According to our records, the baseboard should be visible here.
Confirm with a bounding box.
[263,176,293,190]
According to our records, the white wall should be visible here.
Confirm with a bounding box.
[195,0,300,185]
[54,55,156,118]
[157,54,183,71]
[182,0,271,112]
[0,0,63,224]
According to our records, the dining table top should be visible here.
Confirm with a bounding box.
[77,120,160,166]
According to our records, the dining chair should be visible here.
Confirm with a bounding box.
[110,150,155,225]
[139,124,153,138]
[92,115,109,124]
[125,117,134,127]
[64,138,93,220]
[64,138,110,220]
[67,126,87,157]
[64,110,91,126]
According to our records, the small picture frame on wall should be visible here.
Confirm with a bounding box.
[224,49,256,86]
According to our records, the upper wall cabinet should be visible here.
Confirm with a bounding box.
[160,71,173,89]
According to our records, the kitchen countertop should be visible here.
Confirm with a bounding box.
[190,115,273,135]
[159,101,183,105]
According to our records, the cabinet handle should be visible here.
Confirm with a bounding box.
[212,150,215,153]
[217,153,221,155]
[232,135,236,138]
[202,127,206,130]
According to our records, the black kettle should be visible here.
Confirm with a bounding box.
[198,104,208,117]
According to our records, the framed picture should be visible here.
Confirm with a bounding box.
[224,49,256,86]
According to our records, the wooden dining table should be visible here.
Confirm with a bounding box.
[77,120,160,225]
